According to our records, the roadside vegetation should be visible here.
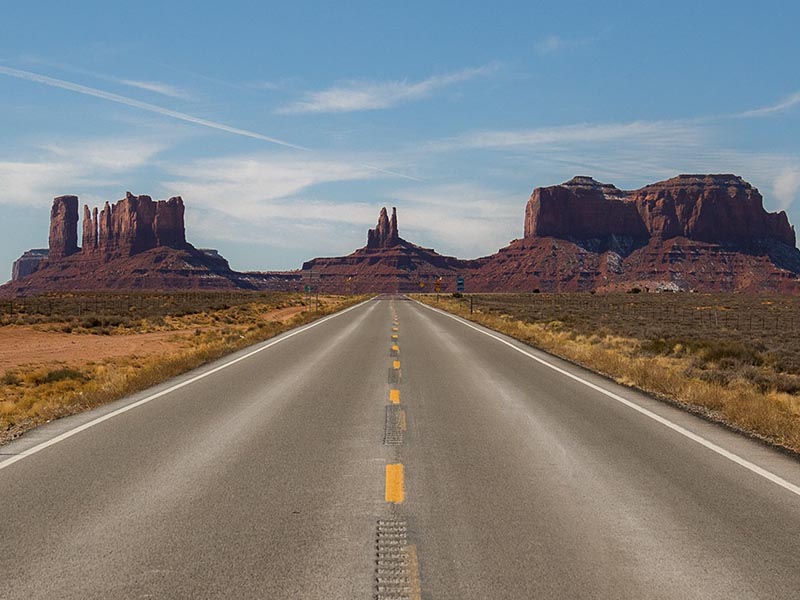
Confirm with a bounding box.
[418,292,800,454]
[0,291,366,445]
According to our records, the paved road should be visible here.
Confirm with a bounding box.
[2,296,800,599]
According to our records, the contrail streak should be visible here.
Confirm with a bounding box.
[0,64,422,181]
[0,65,308,150]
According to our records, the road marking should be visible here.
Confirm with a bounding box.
[390,389,400,404]
[0,299,375,472]
[406,544,423,600]
[383,406,405,445]
[392,326,399,332]
[385,463,405,503]
[392,334,398,340]
[391,344,400,353]
[393,360,401,370]
[418,301,800,499]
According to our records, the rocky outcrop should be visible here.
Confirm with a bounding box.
[303,207,471,293]
[367,207,400,249]
[525,175,796,248]
[2,192,301,295]
[45,192,189,260]
[90,192,186,257]
[82,205,98,251]
[11,249,49,281]
[48,196,80,259]
[5,175,800,295]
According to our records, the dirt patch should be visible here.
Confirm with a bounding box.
[0,307,308,373]
[0,326,193,372]
[261,306,306,322]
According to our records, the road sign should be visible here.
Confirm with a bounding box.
[304,284,311,293]
[456,276,465,292]
[434,277,442,293]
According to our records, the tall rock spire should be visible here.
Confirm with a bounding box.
[367,206,401,248]
[48,195,80,259]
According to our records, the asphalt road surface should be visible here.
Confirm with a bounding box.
[2,296,800,599]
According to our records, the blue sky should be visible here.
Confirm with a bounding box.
[1,0,799,279]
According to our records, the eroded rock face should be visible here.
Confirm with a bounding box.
[367,207,400,248]
[524,175,796,247]
[82,205,98,251]
[48,196,80,259]
[11,249,48,281]
[86,192,187,256]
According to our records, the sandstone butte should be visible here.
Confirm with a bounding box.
[4,174,800,296]
[3,192,299,296]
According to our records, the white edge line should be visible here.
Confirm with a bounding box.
[0,299,373,472]
[417,300,800,499]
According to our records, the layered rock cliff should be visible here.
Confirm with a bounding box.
[525,175,796,248]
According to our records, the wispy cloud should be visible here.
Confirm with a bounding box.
[247,78,300,93]
[773,167,800,210]
[390,183,521,257]
[738,91,800,117]
[18,57,192,100]
[117,79,189,99]
[0,138,167,206]
[427,120,705,152]
[0,65,309,151]
[0,65,420,181]
[535,34,594,56]
[277,65,498,114]
[163,154,388,256]
[164,154,380,211]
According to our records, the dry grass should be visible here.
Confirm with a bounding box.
[419,293,800,453]
[0,292,366,445]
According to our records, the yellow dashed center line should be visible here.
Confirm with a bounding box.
[385,463,405,503]
[393,360,401,370]
[392,326,399,332]
[392,344,400,353]
[390,389,400,404]
[392,334,398,340]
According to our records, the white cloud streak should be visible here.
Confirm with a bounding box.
[0,65,309,151]
[16,57,193,100]
[164,155,379,212]
[738,91,800,117]
[773,167,800,210]
[426,120,705,152]
[0,139,166,206]
[277,65,498,114]
[118,79,189,99]
[0,65,420,181]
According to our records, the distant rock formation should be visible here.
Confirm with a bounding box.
[5,175,800,295]
[44,192,188,261]
[2,192,298,295]
[367,207,400,249]
[304,176,800,294]
[11,249,48,281]
[48,196,80,259]
[525,174,796,247]
[303,206,470,293]
[480,174,800,293]
[88,192,186,257]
